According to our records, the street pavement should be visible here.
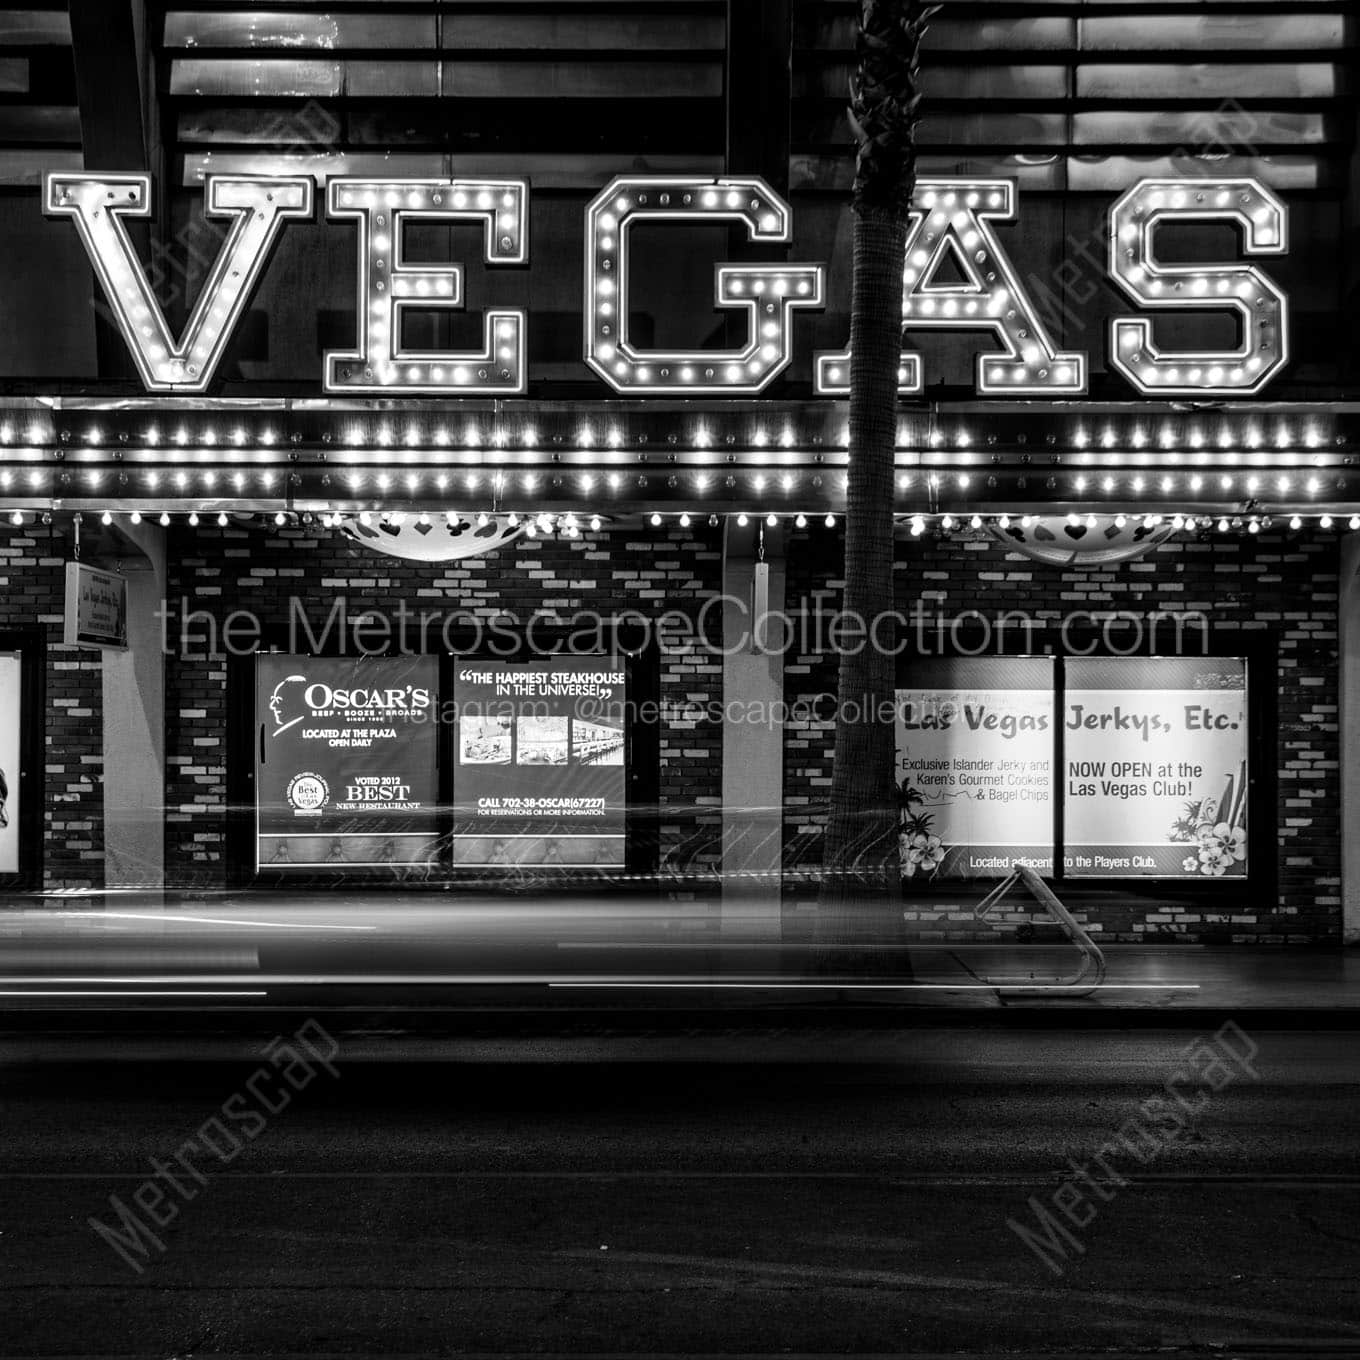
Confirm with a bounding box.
[1,1026,1358,1358]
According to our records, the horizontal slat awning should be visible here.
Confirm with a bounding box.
[0,4,78,183]
[157,1,729,188]
[792,0,1356,193]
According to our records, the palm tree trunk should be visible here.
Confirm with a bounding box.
[815,208,907,963]
[814,0,930,971]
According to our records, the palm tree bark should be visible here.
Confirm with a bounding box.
[816,0,930,969]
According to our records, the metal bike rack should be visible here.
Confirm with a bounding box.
[970,863,1107,997]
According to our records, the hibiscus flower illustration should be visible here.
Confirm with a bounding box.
[1195,821,1246,877]
[1181,855,1199,874]
[901,831,945,877]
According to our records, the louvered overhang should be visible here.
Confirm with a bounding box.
[793,0,1355,193]
[0,4,78,184]
[156,2,729,187]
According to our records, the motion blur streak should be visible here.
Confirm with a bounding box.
[0,889,1209,1012]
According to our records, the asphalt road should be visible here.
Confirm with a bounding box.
[1,1025,1358,1358]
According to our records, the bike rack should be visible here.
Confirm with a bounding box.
[970,863,1107,997]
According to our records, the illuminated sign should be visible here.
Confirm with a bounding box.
[452,659,626,869]
[584,176,823,394]
[255,655,439,872]
[817,181,1085,397]
[1064,657,1248,878]
[45,171,1291,399]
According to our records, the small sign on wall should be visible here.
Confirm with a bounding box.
[63,562,128,649]
[0,653,20,873]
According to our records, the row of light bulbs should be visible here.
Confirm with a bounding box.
[0,419,1342,455]
[5,509,1358,535]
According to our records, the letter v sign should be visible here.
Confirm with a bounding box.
[45,172,312,392]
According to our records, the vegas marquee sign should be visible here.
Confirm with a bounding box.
[45,171,1289,401]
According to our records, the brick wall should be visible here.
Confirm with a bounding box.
[164,520,725,887]
[782,524,1342,944]
[0,518,104,890]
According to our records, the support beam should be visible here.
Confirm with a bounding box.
[720,519,785,938]
[1341,532,1360,944]
[100,520,165,890]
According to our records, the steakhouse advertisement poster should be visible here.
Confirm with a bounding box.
[255,655,439,870]
[452,658,626,868]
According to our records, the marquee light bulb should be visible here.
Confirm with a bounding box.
[158,512,170,526]
[1321,515,1334,529]
[1351,516,1360,531]
[824,513,835,528]
[218,512,229,527]
[188,512,199,526]
[590,516,602,532]
[737,513,749,527]
[766,513,777,527]
[679,513,691,528]
[8,511,21,526]
[476,512,489,527]
[1289,515,1302,530]
[100,510,112,526]
[649,512,662,527]
[273,512,286,526]
[998,515,1010,530]
[130,511,141,524]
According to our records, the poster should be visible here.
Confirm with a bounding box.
[255,655,439,870]
[895,657,1054,879]
[453,658,626,867]
[1063,657,1248,878]
[63,562,128,649]
[0,653,20,874]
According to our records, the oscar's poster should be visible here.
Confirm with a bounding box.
[255,655,439,871]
